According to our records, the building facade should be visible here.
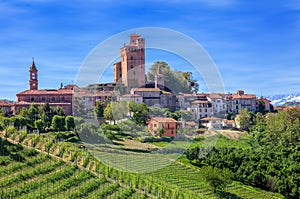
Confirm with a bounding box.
[114,34,146,90]
[148,117,177,137]
[15,61,74,115]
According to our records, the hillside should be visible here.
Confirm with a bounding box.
[0,129,284,199]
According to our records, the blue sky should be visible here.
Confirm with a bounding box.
[1,0,300,100]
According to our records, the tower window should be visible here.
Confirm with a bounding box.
[32,73,36,79]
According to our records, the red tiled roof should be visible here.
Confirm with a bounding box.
[200,117,222,121]
[151,117,177,123]
[232,94,256,99]
[17,89,73,95]
[208,94,222,99]
[192,100,210,104]
[15,101,71,105]
[223,119,235,124]
[0,100,14,107]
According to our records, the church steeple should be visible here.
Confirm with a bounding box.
[29,58,38,90]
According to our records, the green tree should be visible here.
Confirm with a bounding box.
[255,112,265,124]
[132,102,149,125]
[65,116,75,131]
[94,101,105,120]
[52,115,65,131]
[235,108,251,130]
[147,61,199,94]
[28,104,39,127]
[257,97,266,114]
[34,119,45,133]
[104,102,115,124]
[200,166,233,193]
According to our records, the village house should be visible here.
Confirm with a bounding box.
[229,90,257,114]
[188,96,213,121]
[148,117,177,137]
[207,94,227,116]
[0,100,14,116]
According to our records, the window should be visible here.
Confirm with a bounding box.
[130,56,133,60]
[52,97,55,102]
[205,109,207,112]
[32,73,36,79]
[171,131,174,134]
[31,97,34,102]
[130,65,133,69]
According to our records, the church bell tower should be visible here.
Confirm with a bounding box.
[29,59,38,90]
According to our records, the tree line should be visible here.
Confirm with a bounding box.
[185,107,300,198]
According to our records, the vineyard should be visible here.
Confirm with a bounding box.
[0,129,283,199]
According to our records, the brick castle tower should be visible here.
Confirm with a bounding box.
[29,59,38,90]
[114,34,145,89]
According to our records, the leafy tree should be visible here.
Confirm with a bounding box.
[257,97,266,114]
[73,96,87,117]
[28,103,39,127]
[132,102,149,125]
[200,166,232,193]
[157,127,164,137]
[179,110,193,121]
[53,106,65,116]
[235,108,251,130]
[52,115,65,131]
[255,112,265,124]
[147,61,199,94]
[148,106,168,117]
[128,100,138,116]
[34,119,45,133]
[65,116,75,131]
[94,101,105,120]
[104,102,115,124]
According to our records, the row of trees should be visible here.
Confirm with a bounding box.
[0,103,75,133]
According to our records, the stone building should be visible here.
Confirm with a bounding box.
[15,60,74,115]
[114,34,146,90]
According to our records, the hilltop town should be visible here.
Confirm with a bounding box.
[0,34,272,133]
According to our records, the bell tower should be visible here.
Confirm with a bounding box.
[29,58,38,90]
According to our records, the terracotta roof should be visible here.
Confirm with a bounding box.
[192,100,210,104]
[223,119,235,124]
[0,100,14,107]
[132,88,160,92]
[17,89,73,95]
[232,94,256,99]
[15,101,71,105]
[151,117,177,123]
[201,117,222,121]
[208,94,223,99]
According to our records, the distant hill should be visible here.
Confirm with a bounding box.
[267,93,300,106]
